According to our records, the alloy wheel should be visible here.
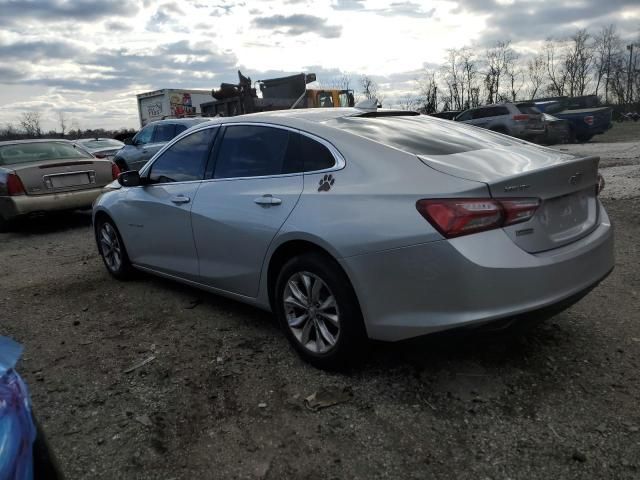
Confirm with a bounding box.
[283,271,340,354]
[99,223,122,272]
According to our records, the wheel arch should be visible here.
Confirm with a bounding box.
[265,238,360,315]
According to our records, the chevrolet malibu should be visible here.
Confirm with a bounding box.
[93,109,614,369]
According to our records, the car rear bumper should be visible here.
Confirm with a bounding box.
[341,201,614,341]
[0,188,104,220]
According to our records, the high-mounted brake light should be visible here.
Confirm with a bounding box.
[512,114,529,121]
[7,173,25,196]
[584,116,594,125]
[416,197,540,238]
[111,162,121,180]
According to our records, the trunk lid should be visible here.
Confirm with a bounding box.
[9,158,114,195]
[418,144,600,252]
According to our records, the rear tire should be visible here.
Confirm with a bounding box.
[576,133,593,143]
[274,252,368,370]
[95,217,134,280]
[0,215,11,233]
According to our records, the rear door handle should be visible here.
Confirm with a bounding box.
[254,194,282,206]
[170,195,190,204]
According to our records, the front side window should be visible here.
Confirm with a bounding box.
[214,126,291,179]
[148,128,216,183]
[455,110,472,121]
[153,124,176,142]
[134,125,154,145]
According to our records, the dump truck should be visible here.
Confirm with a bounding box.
[136,89,213,127]
[200,71,355,117]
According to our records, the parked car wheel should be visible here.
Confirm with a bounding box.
[275,252,367,370]
[95,217,133,279]
[0,215,10,233]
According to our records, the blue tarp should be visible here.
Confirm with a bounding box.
[0,336,35,480]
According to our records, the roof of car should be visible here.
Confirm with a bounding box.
[148,117,209,125]
[0,138,75,147]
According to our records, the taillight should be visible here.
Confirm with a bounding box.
[584,116,594,125]
[512,114,529,121]
[596,173,605,195]
[111,162,121,180]
[416,198,540,238]
[7,173,25,196]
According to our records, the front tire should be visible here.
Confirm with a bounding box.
[95,217,133,279]
[275,252,367,370]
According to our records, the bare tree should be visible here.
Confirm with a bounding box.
[564,29,594,96]
[416,70,439,113]
[459,47,480,108]
[484,41,515,103]
[398,96,419,111]
[360,75,379,101]
[545,38,568,96]
[20,112,42,137]
[526,54,546,99]
[58,111,68,137]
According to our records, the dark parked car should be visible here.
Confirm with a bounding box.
[533,99,612,143]
[541,113,571,145]
[113,118,208,171]
[75,138,124,160]
[429,111,461,120]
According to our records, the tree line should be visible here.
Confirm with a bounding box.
[330,24,638,114]
[0,111,136,141]
[406,24,639,113]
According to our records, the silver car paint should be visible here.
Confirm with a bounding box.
[94,110,614,341]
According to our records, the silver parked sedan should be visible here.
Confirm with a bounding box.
[93,108,614,369]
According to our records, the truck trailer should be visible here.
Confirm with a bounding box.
[136,89,213,127]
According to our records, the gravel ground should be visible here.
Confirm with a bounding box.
[1,138,639,479]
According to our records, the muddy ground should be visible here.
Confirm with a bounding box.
[1,131,639,479]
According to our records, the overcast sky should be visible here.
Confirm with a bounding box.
[0,0,638,130]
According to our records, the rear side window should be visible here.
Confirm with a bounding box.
[214,126,292,179]
[300,134,335,171]
[153,124,176,142]
[455,110,472,121]
[516,103,542,115]
[149,128,216,183]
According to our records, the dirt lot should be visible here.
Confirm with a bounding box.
[1,128,639,479]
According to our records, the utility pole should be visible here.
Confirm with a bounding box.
[627,44,634,109]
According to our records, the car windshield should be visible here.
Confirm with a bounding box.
[329,114,515,156]
[0,142,93,166]
[78,139,123,149]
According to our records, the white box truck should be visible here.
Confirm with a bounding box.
[136,89,213,127]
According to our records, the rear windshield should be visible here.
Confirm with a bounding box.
[78,139,122,149]
[0,142,93,166]
[516,103,542,115]
[328,115,514,156]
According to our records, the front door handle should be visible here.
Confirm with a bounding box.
[254,194,282,206]
[170,195,190,204]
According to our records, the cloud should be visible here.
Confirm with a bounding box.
[332,0,366,10]
[454,0,640,45]
[377,2,436,17]
[105,20,133,32]
[0,0,139,25]
[0,40,82,61]
[252,14,342,38]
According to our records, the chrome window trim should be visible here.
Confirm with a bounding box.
[137,121,346,186]
[205,121,345,182]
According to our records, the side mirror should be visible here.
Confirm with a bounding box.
[117,170,141,187]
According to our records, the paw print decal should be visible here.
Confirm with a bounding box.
[318,174,335,192]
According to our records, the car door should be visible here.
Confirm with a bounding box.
[118,124,154,171]
[191,124,304,297]
[119,127,217,281]
[470,107,492,128]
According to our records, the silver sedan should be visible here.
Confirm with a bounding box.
[93,108,614,369]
